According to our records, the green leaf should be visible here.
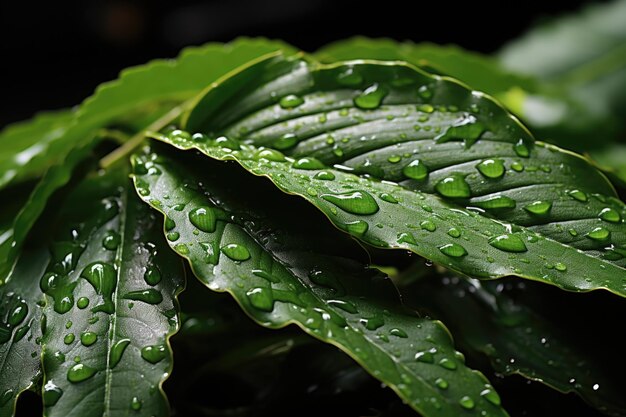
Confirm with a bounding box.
[39,167,184,417]
[498,0,626,134]
[315,37,615,150]
[405,275,626,415]
[0,248,47,417]
[0,142,96,282]
[590,144,626,185]
[131,146,509,417]
[158,54,626,294]
[0,38,294,191]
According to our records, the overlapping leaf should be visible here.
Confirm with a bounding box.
[39,167,184,417]
[149,53,626,294]
[131,146,508,417]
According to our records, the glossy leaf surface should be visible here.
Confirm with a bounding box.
[131,147,508,417]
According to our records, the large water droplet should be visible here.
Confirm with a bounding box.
[567,189,588,202]
[254,149,285,162]
[279,94,304,109]
[420,220,436,232]
[67,363,97,383]
[43,381,63,406]
[123,289,163,305]
[77,297,89,309]
[435,176,471,198]
[189,206,217,233]
[80,332,97,347]
[459,395,475,409]
[314,171,335,181]
[221,243,251,261]
[599,208,621,223]
[513,139,530,157]
[480,387,501,406]
[488,234,528,253]
[379,193,398,204]
[354,84,387,109]
[473,195,516,210]
[81,262,117,314]
[439,243,468,258]
[141,344,167,364]
[246,287,274,312]
[402,160,429,180]
[360,315,385,331]
[321,191,379,215]
[415,350,435,363]
[8,300,28,326]
[435,115,485,147]
[345,220,368,236]
[523,201,552,215]
[586,227,610,241]
[293,157,325,170]
[102,231,121,251]
[144,266,162,286]
[476,159,505,179]
[327,299,358,314]
[64,333,75,345]
[109,339,131,368]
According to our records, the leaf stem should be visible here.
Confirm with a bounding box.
[99,104,185,169]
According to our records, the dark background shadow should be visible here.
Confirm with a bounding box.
[0,0,601,128]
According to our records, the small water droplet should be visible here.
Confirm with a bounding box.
[435,175,471,198]
[254,148,285,162]
[354,84,387,109]
[279,94,304,109]
[102,231,121,250]
[390,328,408,338]
[273,133,298,150]
[345,220,368,236]
[567,189,588,202]
[314,171,335,181]
[174,243,189,255]
[459,395,475,409]
[293,157,325,170]
[447,228,461,238]
[188,206,217,233]
[438,357,457,370]
[513,139,530,157]
[64,333,75,345]
[80,332,97,347]
[402,160,429,180]
[480,387,501,406]
[221,243,251,261]
[523,201,552,215]
[360,315,385,330]
[586,227,610,241]
[131,396,142,411]
[144,266,162,286]
[337,67,363,86]
[77,297,89,309]
[599,208,621,223]
[439,243,467,258]
[476,159,505,179]
[141,344,167,364]
[321,191,379,215]
[246,287,274,312]
[415,350,434,363]
[81,262,117,314]
[435,378,448,390]
[488,234,528,253]
[379,193,398,204]
[327,299,358,314]
[555,262,567,272]
[387,155,401,164]
[67,363,97,383]
[109,339,131,368]
[420,220,437,232]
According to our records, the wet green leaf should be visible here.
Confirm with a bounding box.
[39,167,184,417]
[131,147,508,417]
[155,54,626,295]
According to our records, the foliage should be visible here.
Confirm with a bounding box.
[1,3,625,416]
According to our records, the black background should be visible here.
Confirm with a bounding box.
[0,0,601,128]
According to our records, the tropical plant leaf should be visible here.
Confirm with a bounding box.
[0,248,48,417]
[498,0,626,131]
[39,167,184,417]
[590,145,626,185]
[131,146,508,417]
[0,38,293,191]
[315,37,615,150]
[151,53,626,295]
[403,274,626,416]
[0,142,96,282]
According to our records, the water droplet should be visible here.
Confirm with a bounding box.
[418,85,432,99]
[279,94,304,109]
[599,208,621,223]
[379,193,398,204]
[337,67,363,86]
[555,262,567,272]
[345,220,368,235]
[332,146,344,157]
[141,344,167,364]
[360,315,384,330]
[102,231,120,251]
[124,289,163,305]
[80,332,97,347]
[221,243,251,261]
[387,155,402,164]
[480,388,501,406]
[586,227,610,241]
[567,189,588,202]
[166,232,180,242]
[435,115,485,147]
[254,148,285,162]
[488,234,528,253]
[420,220,436,232]
[81,262,117,314]
[314,171,335,181]
[142,265,162,286]
[435,378,448,390]
[354,84,387,109]
[129,396,142,411]
[293,157,325,170]
[164,217,176,231]
[513,139,530,157]
[43,381,63,406]
[273,133,298,150]
[321,191,379,215]
[402,159,429,180]
[189,206,217,233]
[435,175,471,198]
[476,159,505,179]
[473,195,516,210]
[438,357,457,370]
[64,333,75,345]
[390,328,408,338]
[77,297,89,309]
[246,287,274,312]
[8,300,28,326]
[174,243,189,255]
[523,201,552,215]
[439,243,467,258]
[214,136,240,150]
[109,339,131,368]
[327,299,358,314]
[67,363,97,383]
[459,395,475,409]
[447,228,461,238]
[418,104,434,113]
[415,350,434,363]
